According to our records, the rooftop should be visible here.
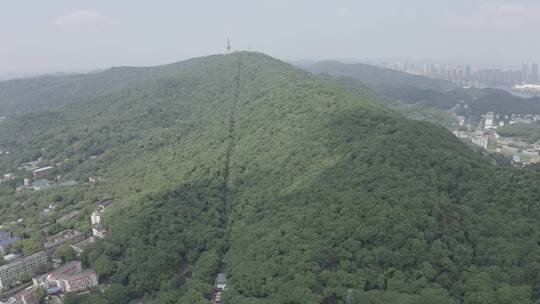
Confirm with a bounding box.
[58,180,78,187]
[45,229,82,247]
[33,166,53,173]
[61,269,97,281]
[32,179,52,188]
[48,261,81,279]
[216,273,227,284]
[71,238,96,253]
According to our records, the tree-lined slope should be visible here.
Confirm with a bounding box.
[0,53,540,304]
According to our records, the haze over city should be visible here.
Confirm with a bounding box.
[2,0,540,76]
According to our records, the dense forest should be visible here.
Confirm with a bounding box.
[0,52,540,303]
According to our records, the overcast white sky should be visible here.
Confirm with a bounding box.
[1,0,540,74]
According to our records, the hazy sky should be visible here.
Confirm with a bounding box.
[1,0,540,74]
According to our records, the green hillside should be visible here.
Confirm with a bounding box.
[1,52,540,304]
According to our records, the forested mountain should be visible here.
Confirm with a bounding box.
[1,52,540,304]
[306,61,455,92]
[315,74,458,129]
[307,61,540,115]
[0,59,213,115]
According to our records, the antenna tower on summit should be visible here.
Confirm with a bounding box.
[226,38,231,52]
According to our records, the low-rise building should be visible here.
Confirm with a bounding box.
[92,226,106,239]
[212,273,228,304]
[44,230,85,254]
[32,167,53,179]
[88,176,101,183]
[91,206,107,239]
[58,180,78,187]
[57,270,98,293]
[50,261,81,276]
[31,180,53,191]
[57,210,80,223]
[19,159,41,172]
[3,285,37,304]
[90,208,102,226]
[471,134,488,149]
[484,112,495,130]
[215,273,228,291]
[0,251,48,288]
[32,260,98,296]
[70,238,95,257]
[33,261,82,289]
[3,174,15,180]
[452,130,468,139]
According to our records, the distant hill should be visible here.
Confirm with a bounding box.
[462,88,540,115]
[316,74,459,128]
[308,61,540,115]
[498,122,540,142]
[307,61,456,92]
[0,52,540,304]
[0,59,212,115]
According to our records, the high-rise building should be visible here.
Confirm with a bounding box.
[522,63,529,83]
[532,63,539,84]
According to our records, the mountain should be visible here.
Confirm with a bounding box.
[315,74,459,129]
[306,61,456,92]
[461,88,540,115]
[1,52,540,304]
[0,60,214,115]
[307,61,540,115]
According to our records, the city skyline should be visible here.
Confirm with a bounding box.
[377,60,540,88]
